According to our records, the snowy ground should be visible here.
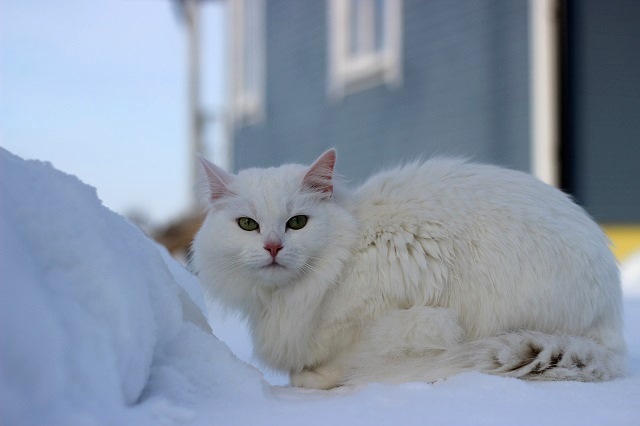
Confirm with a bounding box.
[1,146,639,425]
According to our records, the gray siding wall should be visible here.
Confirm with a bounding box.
[234,0,530,185]
[567,0,640,223]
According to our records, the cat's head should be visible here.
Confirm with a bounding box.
[193,150,356,290]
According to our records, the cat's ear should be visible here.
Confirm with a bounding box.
[198,155,235,202]
[302,149,336,197]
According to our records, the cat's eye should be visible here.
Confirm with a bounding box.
[237,217,259,231]
[286,215,308,230]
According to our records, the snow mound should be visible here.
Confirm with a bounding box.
[0,148,265,425]
[1,146,639,425]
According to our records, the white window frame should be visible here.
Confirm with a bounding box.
[328,0,403,99]
[229,0,265,126]
[529,0,560,186]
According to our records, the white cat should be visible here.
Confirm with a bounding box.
[192,149,626,389]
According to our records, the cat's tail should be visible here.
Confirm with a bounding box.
[344,330,626,384]
[449,331,626,382]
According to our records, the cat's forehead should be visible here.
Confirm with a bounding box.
[232,164,309,211]
[235,164,306,190]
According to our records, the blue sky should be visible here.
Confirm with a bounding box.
[1,0,225,224]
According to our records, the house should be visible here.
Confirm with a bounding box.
[228,0,531,176]
[217,0,639,262]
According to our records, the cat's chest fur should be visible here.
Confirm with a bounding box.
[248,181,459,371]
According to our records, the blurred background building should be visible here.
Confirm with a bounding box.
[163,0,639,261]
[5,1,634,262]
[178,0,638,262]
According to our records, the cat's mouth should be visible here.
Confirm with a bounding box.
[264,260,286,269]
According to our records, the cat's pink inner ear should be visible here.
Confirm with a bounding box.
[198,156,235,202]
[302,149,336,195]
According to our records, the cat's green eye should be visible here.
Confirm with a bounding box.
[286,215,308,230]
[237,217,259,231]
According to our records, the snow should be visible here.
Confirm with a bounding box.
[622,252,640,299]
[1,146,639,425]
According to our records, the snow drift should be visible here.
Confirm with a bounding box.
[1,146,639,425]
[0,148,266,424]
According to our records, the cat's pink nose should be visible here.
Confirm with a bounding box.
[264,241,283,258]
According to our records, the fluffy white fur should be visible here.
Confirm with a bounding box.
[192,150,626,389]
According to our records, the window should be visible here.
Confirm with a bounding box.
[328,0,403,98]
[229,0,265,125]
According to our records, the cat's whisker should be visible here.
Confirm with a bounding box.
[211,258,246,274]
[298,261,324,280]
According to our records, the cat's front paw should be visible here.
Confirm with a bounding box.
[290,365,342,390]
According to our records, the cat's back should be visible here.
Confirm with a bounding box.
[344,158,620,336]
[353,157,593,238]
[348,157,619,336]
